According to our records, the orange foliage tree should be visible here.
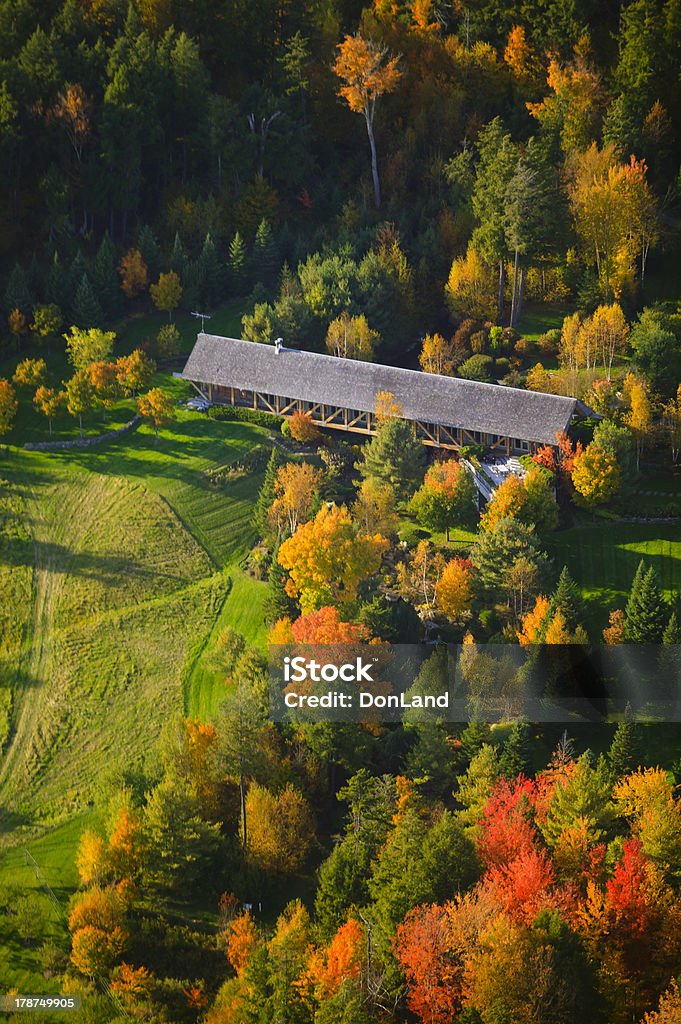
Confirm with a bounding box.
[118,249,149,298]
[288,409,320,444]
[137,386,175,442]
[333,35,401,207]
[396,903,462,1024]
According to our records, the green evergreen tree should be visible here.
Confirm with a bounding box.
[659,608,681,680]
[459,718,492,763]
[92,232,121,318]
[46,251,69,310]
[263,546,299,624]
[549,566,586,636]
[4,262,33,315]
[27,253,42,299]
[624,561,668,643]
[357,417,425,501]
[405,722,457,798]
[608,704,640,777]
[170,232,188,281]
[136,224,162,280]
[499,720,532,778]
[255,448,283,535]
[228,231,248,295]
[72,273,104,327]
[182,259,201,311]
[198,233,224,306]
[252,218,279,287]
[67,250,88,302]
[663,609,681,645]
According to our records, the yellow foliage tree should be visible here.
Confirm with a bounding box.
[445,247,496,321]
[245,784,314,874]
[150,270,182,320]
[326,312,379,360]
[419,333,456,376]
[268,462,322,535]
[352,477,398,536]
[435,558,474,623]
[571,443,621,509]
[278,503,388,613]
[13,357,46,389]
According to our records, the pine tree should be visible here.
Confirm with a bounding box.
[228,232,248,295]
[624,562,668,643]
[499,720,532,778]
[92,232,121,318]
[459,719,492,762]
[46,251,69,310]
[660,609,681,679]
[170,232,188,281]
[264,542,299,624]
[255,448,283,535]
[357,417,425,501]
[27,253,42,300]
[182,259,201,311]
[136,225,162,280]
[4,263,33,315]
[198,233,224,306]
[549,566,586,635]
[67,250,89,300]
[663,608,681,645]
[73,273,104,327]
[608,704,640,777]
[252,219,279,287]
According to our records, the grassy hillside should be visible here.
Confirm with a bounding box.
[0,404,269,829]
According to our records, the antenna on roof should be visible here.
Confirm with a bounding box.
[191,311,212,333]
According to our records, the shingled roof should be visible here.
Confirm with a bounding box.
[182,334,594,446]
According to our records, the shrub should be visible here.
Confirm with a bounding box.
[458,354,494,382]
[514,337,535,359]
[207,405,280,428]
[470,329,488,354]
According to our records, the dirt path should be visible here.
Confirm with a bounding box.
[0,470,74,796]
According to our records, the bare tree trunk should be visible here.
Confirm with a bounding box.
[515,265,526,325]
[510,248,519,327]
[240,775,247,851]
[365,111,381,208]
[497,260,505,324]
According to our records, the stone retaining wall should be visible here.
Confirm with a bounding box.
[24,415,141,451]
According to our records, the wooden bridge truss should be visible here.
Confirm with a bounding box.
[205,384,533,454]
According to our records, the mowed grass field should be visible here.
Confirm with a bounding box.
[549,521,681,631]
[0,395,270,833]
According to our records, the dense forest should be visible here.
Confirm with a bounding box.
[2,1,681,1023]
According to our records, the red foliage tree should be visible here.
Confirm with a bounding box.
[396,903,462,1024]
[476,776,539,868]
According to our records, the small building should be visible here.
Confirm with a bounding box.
[182,334,594,454]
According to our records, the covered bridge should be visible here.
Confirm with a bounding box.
[182,334,594,454]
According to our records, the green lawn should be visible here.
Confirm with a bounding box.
[548,521,681,630]
[515,304,565,340]
[0,398,269,833]
[0,812,93,998]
